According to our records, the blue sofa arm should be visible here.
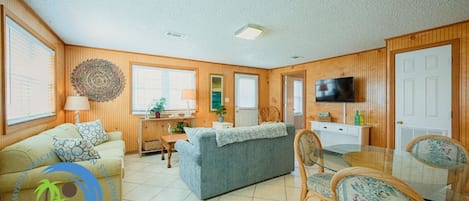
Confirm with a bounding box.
[175,140,201,165]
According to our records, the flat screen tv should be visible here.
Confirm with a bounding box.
[315,77,355,102]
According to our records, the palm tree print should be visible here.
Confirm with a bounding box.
[34,179,64,201]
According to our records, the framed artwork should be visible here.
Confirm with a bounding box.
[210,74,223,111]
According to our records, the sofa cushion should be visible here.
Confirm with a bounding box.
[94,140,125,158]
[40,123,82,138]
[53,138,101,162]
[76,120,109,146]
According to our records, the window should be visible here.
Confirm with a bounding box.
[235,74,258,109]
[293,79,303,115]
[5,16,56,125]
[132,64,196,114]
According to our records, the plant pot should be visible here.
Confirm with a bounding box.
[218,116,224,122]
[155,112,161,118]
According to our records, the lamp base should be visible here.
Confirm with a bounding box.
[75,111,81,124]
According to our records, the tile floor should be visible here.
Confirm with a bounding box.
[123,153,316,201]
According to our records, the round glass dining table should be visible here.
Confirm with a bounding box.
[318,144,468,201]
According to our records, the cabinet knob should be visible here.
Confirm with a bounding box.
[396,120,404,124]
[323,126,327,129]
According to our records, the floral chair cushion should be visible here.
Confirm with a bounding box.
[307,172,334,199]
[53,137,100,163]
[76,119,109,146]
[410,138,467,167]
[335,176,410,201]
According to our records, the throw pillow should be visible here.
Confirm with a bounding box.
[184,127,215,143]
[76,119,109,146]
[53,137,100,162]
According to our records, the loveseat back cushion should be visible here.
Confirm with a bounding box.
[40,123,82,138]
[0,134,60,174]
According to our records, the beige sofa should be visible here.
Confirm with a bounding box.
[0,123,125,201]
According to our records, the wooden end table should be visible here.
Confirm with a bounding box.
[160,134,187,168]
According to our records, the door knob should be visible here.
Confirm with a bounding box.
[396,120,403,124]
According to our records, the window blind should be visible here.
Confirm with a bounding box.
[132,65,195,114]
[5,17,56,125]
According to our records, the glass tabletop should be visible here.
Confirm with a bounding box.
[320,144,469,201]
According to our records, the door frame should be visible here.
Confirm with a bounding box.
[233,72,260,126]
[281,70,307,128]
[387,39,460,148]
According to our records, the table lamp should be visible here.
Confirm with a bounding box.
[65,96,90,124]
[181,89,195,117]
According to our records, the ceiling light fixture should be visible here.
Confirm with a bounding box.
[234,24,264,40]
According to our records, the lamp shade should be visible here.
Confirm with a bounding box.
[64,96,90,111]
[181,89,196,100]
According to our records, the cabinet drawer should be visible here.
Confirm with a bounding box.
[347,127,360,136]
[313,122,346,133]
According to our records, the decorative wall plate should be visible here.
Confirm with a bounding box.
[71,59,125,102]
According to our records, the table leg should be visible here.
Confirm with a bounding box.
[161,145,165,160]
[167,147,172,168]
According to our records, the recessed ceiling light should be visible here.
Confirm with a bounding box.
[234,24,264,40]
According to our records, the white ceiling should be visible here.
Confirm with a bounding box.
[25,0,469,69]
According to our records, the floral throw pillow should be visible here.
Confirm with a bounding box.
[76,120,109,146]
[53,137,100,162]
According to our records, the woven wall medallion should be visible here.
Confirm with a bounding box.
[71,59,125,102]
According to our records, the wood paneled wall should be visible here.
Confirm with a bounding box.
[269,48,387,146]
[0,1,65,149]
[386,21,469,148]
[65,46,269,153]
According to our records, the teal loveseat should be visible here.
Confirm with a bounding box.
[175,124,295,199]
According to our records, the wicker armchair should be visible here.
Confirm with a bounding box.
[331,167,424,201]
[258,106,280,123]
[405,134,468,168]
[294,129,334,201]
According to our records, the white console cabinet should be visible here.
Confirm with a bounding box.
[311,121,370,147]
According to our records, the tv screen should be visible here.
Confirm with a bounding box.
[315,77,355,102]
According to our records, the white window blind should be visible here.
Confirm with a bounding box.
[235,74,258,109]
[132,65,195,114]
[5,17,56,125]
[293,79,303,115]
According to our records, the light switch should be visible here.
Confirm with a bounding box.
[225,98,229,103]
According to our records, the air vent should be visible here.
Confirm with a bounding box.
[166,32,185,39]
[291,56,304,59]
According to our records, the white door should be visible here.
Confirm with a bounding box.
[284,76,305,129]
[394,45,452,151]
[235,74,259,127]
[284,76,295,124]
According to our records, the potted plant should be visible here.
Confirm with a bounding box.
[150,98,166,118]
[215,105,227,122]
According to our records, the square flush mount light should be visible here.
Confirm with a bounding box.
[234,24,264,40]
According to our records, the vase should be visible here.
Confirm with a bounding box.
[218,116,224,122]
[155,112,161,118]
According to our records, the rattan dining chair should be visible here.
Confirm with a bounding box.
[405,134,468,168]
[331,167,424,201]
[259,106,281,123]
[294,129,334,201]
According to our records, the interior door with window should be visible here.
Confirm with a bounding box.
[235,74,259,127]
[394,45,452,151]
[284,75,305,129]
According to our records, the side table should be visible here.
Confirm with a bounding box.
[160,134,188,168]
